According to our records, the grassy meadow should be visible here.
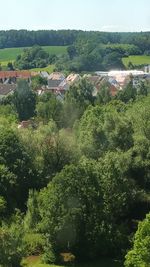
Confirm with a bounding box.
[122,55,150,67]
[0,46,67,67]
[30,64,55,73]
[24,256,123,267]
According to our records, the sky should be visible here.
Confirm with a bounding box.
[0,0,150,32]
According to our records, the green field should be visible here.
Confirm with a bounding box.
[31,64,55,73]
[122,55,150,67]
[0,46,67,64]
[24,256,123,267]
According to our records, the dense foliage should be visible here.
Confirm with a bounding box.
[14,46,54,69]
[0,77,150,266]
[13,79,36,120]
[125,213,150,267]
[0,30,149,53]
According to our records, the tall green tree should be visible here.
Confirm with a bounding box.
[24,190,39,232]
[63,78,95,127]
[0,127,36,211]
[116,80,137,103]
[13,79,36,121]
[38,160,104,261]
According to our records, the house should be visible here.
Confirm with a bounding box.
[144,65,150,73]
[48,72,65,91]
[66,73,80,84]
[48,72,65,81]
[0,84,16,99]
[84,75,103,96]
[47,72,67,95]
[0,70,31,84]
[109,84,118,96]
[39,71,49,79]
[45,72,81,98]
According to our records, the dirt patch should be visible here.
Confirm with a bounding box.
[26,255,40,264]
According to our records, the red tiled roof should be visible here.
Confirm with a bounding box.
[110,85,118,96]
[0,71,31,79]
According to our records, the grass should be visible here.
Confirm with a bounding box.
[122,55,150,67]
[0,46,67,65]
[30,64,55,73]
[24,256,123,267]
[43,46,67,55]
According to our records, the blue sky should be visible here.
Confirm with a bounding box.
[1,0,150,31]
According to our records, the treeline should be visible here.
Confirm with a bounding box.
[0,78,150,266]
[0,30,78,48]
[0,30,150,54]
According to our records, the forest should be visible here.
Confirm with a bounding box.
[0,76,150,267]
[0,30,150,51]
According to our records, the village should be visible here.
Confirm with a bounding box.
[0,66,150,100]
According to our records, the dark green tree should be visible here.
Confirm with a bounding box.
[24,190,39,232]
[0,127,36,211]
[38,160,104,261]
[137,80,148,96]
[36,93,63,127]
[13,79,36,121]
[96,82,112,104]
[31,75,47,91]
[116,80,137,103]
[7,62,14,70]
[0,213,26,267]
[63,78,95,127]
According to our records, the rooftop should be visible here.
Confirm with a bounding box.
[0,84,16,96]
[0,70,31,79]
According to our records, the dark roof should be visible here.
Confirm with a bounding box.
[48,79,62,88]
[0,84,16,96]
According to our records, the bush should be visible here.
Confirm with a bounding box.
[125,213,150,267]
[41,238,56,264]
[0,216,26,267]
[24,232,45,255]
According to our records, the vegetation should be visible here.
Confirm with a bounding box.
[0,30,149,53]
[13,79,36,120]
[0,46,67,69]
[125,213,150,267]
[0,46,67,61]
[0,30,150,71]
[30,65,55,73]
[122,55,150,68]
[0,35,150,266]
[23,255,122,267]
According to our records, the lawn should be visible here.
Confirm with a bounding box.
[24,256,123,267]
[31,64,55,73]
[0,46,67,65]
[122,55,150,67]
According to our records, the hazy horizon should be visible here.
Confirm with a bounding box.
[1,29,150,33]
